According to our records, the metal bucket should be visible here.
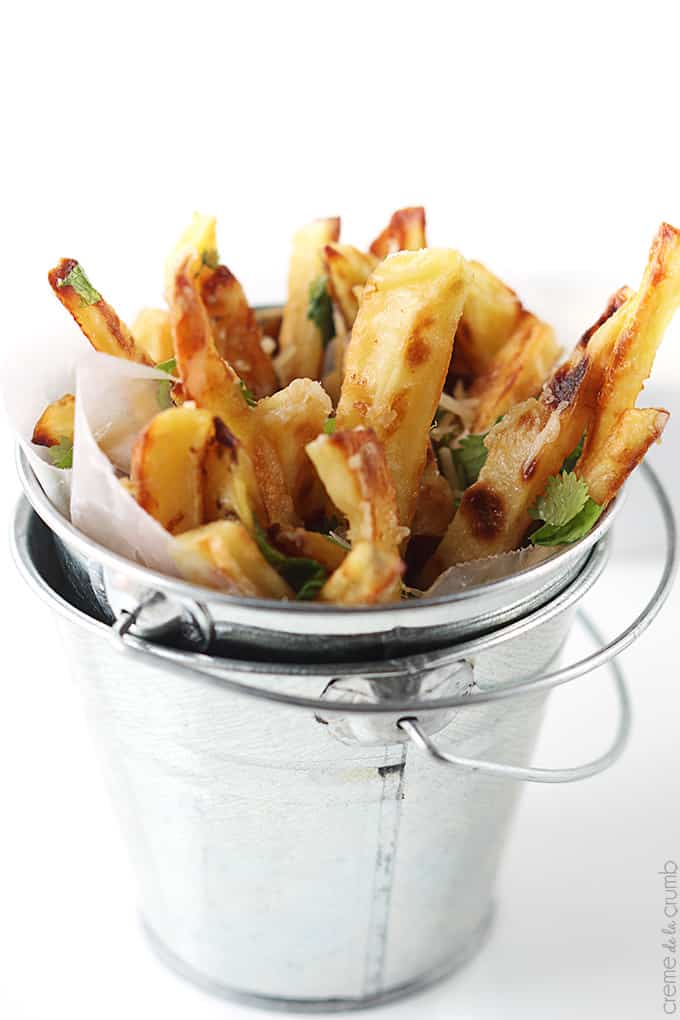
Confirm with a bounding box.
[10,461,676,1011]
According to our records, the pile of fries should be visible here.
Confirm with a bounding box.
[32,209,679,604]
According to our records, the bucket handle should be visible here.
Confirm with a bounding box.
[397,609,631,783]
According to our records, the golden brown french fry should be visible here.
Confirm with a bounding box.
[420,291,637,580]
[319,542,403,605]
[130,406,216,534]
[171,259,253,438]
[306,428,406,549]
[32,393,75,447]
[276,217,340,384]
[451,260,524,379]
[306,428,406,604]
[131,308,174,364]
[164,212,217,300]
[335,248,468,526]
[48,259,151,364]
[578,407,668,506]
[578,222,680,476]
[171,259,295,526]
[469,313,560,431]
[369,207,426,258]
[323,243,377,329]
[255,379,332,521]
[201,422,265,528]
[201,265,278,398]
[173,520,293,598]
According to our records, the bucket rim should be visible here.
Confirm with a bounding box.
[16,444,621,620]
[11,493,611,680]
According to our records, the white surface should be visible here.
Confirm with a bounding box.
[2,2,680,1017]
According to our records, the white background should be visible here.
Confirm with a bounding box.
[1,3,679,1018]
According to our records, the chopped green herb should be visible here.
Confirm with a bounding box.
[239,380,257,407]
[528,470,603,546]
[253,518,328,599]
[529,471,589,527]
[155,357,177,375]
[530,498,603,546]
[296,576,327,601]
[57,263,101,306]
[562,434,585,473]
[323,416,336,435]
[451,432,488,488]
[48,437,73,469]
[307,275,335,348]
[201,248,220,270]
[157,379,174,410]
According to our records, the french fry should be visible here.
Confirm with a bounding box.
[469,313,560,431]
[319,542,403,605]
[276,217,340,384]
[306,428,406,548]
[131,308,174,364]
[369,207,426,258]
[323,243,378,329]
[578,223,680,477]
[255,379,332,521]
[201,265,278,398]
[173,521,293,598]
[164,212,217,300]
[335,248,468,526]
[420,290,637,580]
[130,406,216,534]
[49,259,151,364]
[306,428,406,604]
[201,423,265,528]
[32,393,75,447]
[171,259,295,526]
[450,261,524,379]
[578,407,669,506]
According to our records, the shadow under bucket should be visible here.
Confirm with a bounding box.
[10,461,676,1010]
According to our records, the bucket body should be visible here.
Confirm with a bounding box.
[14,502,610,1009]
[57,614,564,1006]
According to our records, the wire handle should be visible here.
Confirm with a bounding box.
[398,610,631,783]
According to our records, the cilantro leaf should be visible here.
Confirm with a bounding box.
[451,432,488,488]
[48,436,73,469]
[296,576,327,601]
[323,416,336,435]
[253,518,328,599]
[530,497,603,546]
[528,470,603,547]
[239,380,257,407]
[562,434,584,473]
[201,248,220,270]
[155,357,177,375]
[307,275,335,348]
[529,471,589,527]
[157,379,174,410]
[57,263,101,306]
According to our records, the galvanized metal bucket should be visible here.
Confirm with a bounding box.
[11,458,676,1012]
